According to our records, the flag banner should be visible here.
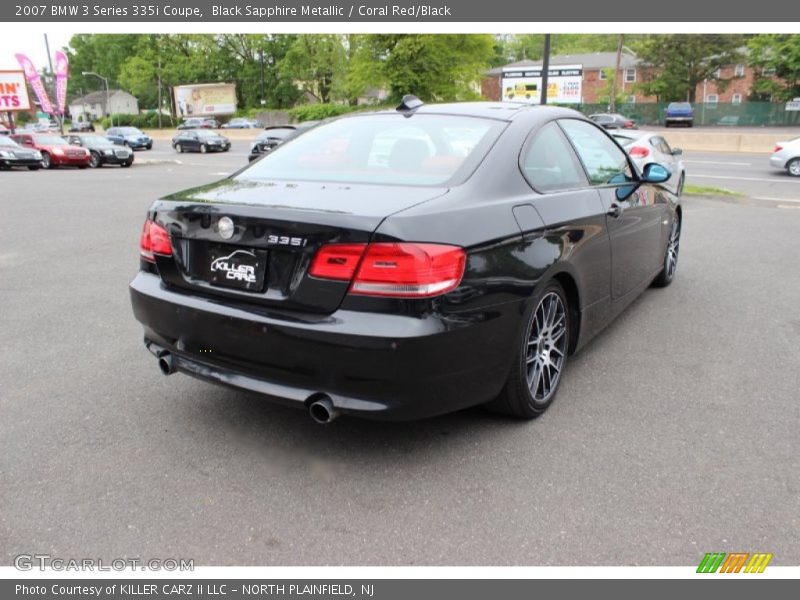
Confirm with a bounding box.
[14,53,54,114]
[54,50,69,115]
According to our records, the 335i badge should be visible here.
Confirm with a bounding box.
[130,97,682,423]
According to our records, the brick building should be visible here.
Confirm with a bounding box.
[483,52,767,105]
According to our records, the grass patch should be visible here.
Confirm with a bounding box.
[683,184,744,197]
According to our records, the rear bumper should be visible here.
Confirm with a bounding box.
[130,272,521,420]
[665,116,693,123]
[770,155,788,169]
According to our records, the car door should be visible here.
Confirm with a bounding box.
[558,118,665,301]
[518,121,612,330]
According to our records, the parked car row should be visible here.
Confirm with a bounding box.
[1,132,135,170]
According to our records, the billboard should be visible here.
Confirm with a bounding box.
[0,71,32,111]
[173,83,237,117]
[501,64,583,105]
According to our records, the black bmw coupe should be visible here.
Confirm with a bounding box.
[130,98,681,422]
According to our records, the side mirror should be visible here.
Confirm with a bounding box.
[641,163,671,184]
[672,148,683,156]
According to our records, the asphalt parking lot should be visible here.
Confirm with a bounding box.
[1,151,799,566]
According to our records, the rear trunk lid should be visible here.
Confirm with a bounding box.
[151,177,447,314]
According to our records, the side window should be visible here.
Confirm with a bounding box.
[520,122,587,192]
[654,136,673,155]
[558,119,633,185]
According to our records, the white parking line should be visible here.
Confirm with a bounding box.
[684,160,752,166]
[692,173,800,184]
[753,196,800,203]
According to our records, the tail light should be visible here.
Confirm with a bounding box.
[140,219,172,262]
[310,242,466,298]
[628,146,650,158]
[774,145,783,153]
[624,121,634,128]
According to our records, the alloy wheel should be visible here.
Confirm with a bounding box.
[525,291,568,404]
[788,159,800,177]
[666,218,680,279]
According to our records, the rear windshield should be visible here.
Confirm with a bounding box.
[196,130,222,138]
[668,103,692,110]
[611,134,638,147]
[258,128,295,141]
[239,114,504,186]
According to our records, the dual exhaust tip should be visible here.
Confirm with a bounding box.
[155,352,338,424]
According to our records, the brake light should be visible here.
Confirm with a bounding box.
[308,244,366,280]
[140,219,172,262]
[310,242,466,298]
[774,145,783,153]
[628,146,650,158]
[624,121,634,128]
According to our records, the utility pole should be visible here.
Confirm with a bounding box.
[259,48,266,106]
[609,34,624,114]
[157,49,163,129]
[540,34,551,105]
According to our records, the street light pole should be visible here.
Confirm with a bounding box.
[82,71,111,128]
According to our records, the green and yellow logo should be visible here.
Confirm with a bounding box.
[697,552,773,573]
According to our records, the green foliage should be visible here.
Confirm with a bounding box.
[287,103,360,122]
[747,34,800,101]
[632,34,746,102]
[98,113,169,130]
[281,35,347,103]
[348,34,495,103]
[596,68,630,107]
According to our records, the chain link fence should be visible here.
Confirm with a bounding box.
[573,102,800,127]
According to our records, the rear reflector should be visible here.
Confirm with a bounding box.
[310,242,466,298]
[628,146,650,158]
[140,219,173,262]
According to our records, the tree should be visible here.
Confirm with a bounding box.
[281,35,347,103]
[348,35,495,103]
[633,34,746,102]
[747,34,800,101]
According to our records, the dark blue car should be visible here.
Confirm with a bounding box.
[664,102,694,127]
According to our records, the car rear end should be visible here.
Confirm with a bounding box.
[665,102,694,127]
[130,111,516,420]
[770,139,800,175]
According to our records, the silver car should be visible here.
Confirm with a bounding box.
[612,130,686,196]
[769,137,800,177]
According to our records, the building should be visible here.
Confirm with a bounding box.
[483,52,770,106]
[68,90,139,122]
[483,52,648,105]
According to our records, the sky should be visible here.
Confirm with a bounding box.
[0,31,74,71]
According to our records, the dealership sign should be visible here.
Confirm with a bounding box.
[501,65,583,104]
[173,83,237,117]
[0,70,31,111]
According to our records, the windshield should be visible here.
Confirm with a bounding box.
[196,130,222,138]
[81,136,113,145]
[239,114,503,186]
[0,136,19,147]
[119,128,143,135]
[35,136,68,145]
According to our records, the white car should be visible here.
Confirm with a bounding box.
[770,138,800,177]
[612,130,686,196]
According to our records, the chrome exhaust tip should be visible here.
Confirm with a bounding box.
[308,396,338,424]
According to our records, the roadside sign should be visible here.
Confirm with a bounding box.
[786,99,800,111]
[0,71,31,111]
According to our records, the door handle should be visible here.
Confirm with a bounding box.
[607,203,624,218]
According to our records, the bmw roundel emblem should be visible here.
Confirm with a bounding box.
[218,217,235,240]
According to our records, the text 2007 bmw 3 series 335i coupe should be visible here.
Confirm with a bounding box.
[130,98,682,423]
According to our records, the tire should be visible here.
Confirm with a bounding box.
[122,158,133,168]
[78,165,88,170]
[174,143,182,153]
[27,165,40,171]
[199,144,207,154]
[486,280,570,419]
[677,173,685,197]
[652,213,681,288]
[88,152,101,168]
[41,152,53,169]
[787,158,800,177]
[146,144,152,150]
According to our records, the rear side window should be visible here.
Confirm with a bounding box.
[520,122,587,192]
[558,119,633,185]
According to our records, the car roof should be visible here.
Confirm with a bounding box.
[360,101,584,123]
